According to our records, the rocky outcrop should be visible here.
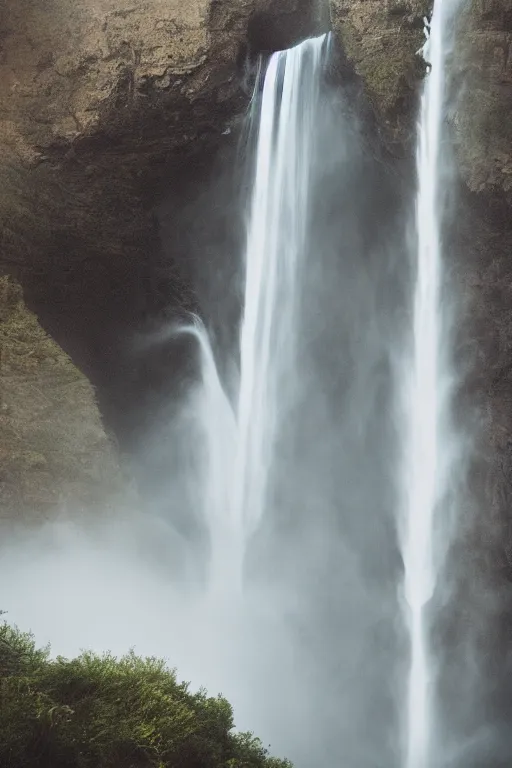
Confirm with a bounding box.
[330,0,512,196]
[330,0,431,145]
[0,0,327,283]
[0,277,126,523]
[452,0,512,200]
[0,0,328,509]
[447,1,512,578]
[0,1,327,369]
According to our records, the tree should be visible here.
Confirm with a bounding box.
[0,621,292,768]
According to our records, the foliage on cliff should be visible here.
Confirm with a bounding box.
[0,621,291,768]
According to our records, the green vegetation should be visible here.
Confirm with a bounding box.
[0,620,291,768]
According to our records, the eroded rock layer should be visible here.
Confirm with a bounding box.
[0,0,329,506]
[0,277,125,522]
[451,0,512,572]
[330,0,431,144]
[453,0,512,199]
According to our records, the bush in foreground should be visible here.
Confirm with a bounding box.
[0,621,291,768]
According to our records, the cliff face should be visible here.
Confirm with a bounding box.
[0,0,327,261]
[0,0,327,321]
[330,0,431,145]
[0,277,125,524]
[330,0,512,196]
[330,0,512,198]
[0,0,327,520]
[453,0,512,200]
[450,0,512,576]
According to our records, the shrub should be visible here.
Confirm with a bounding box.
[0,621,292,768]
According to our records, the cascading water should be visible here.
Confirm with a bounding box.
[401,2,458,766]
[195,36,329,592]
[179,319,239,588]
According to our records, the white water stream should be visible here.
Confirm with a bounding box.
[401,2,458,766]
[194,36,328,592]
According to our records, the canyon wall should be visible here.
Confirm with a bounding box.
[330,0,430,145]
[454,0,512,577]
[0,276,126,525]
[0,0,327,516]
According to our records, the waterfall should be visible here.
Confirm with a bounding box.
[401,1,458,765]
[2,13,481,766]
[194,36,329,592]
[233,35,327,562]
[178,318,239,588]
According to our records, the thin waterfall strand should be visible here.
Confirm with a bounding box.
[182,319,240,589]
[402,3,451,767]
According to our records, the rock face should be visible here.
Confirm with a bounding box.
[0,0,327,283]
[0,0,328,299]
[330,0,431,145]
[0,277,125,523]
[452,0,512,200]
[0,0,328,514]
[448,0,512,577]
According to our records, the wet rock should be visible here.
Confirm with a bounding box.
[0,276,127,522]
[330,0,432,146]
[0,0,325,281]
[452,0,512,201]
[0,0,324,519]
[449,0,512,578]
